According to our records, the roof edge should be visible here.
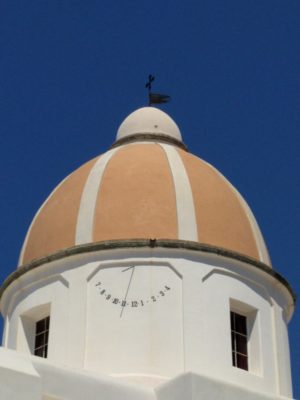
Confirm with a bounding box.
[0,239,296,304]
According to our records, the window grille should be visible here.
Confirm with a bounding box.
[230,311,248,370]
[34,316,50,358]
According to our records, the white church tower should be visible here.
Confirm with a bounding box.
[0,107,296,399]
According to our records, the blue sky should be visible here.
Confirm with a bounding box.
[0,0,299,396]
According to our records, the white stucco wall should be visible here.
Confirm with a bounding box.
[0,348,295,400]
[0,246,294,398]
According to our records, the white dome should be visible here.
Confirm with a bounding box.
[116,107,182,142]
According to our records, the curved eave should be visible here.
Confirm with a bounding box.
[1,240,295,307]
[111,133,188,151]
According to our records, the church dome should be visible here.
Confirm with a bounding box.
[19,107,270,267]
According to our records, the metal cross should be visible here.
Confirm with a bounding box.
[145,74,155,92]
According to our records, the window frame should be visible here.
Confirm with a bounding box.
[229,299,260,375]
[18,303,51,357]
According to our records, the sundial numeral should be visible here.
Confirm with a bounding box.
[96,282,171,309]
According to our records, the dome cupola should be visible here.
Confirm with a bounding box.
[113,106,186,149]
[19,107,270,267]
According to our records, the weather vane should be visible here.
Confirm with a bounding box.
[145,75,170,106]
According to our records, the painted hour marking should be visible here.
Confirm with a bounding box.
[96,281,171,311]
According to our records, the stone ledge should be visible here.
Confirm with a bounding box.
[0,239,296,304]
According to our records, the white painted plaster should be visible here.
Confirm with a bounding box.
[160,144,198,241]
[197,266,276,393]
[0,348,41,400]
[0,348,295,399]
[75,148,119,244]
[272,303,293,398]
[116,107,182,142]
[7,277,69,365]
[85,262,184,378]
[1,247,293,397]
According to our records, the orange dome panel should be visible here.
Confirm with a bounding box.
[178,149,260,260]
[21,157,98,264]
[93,144,178,241]
[19,142,270,267]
